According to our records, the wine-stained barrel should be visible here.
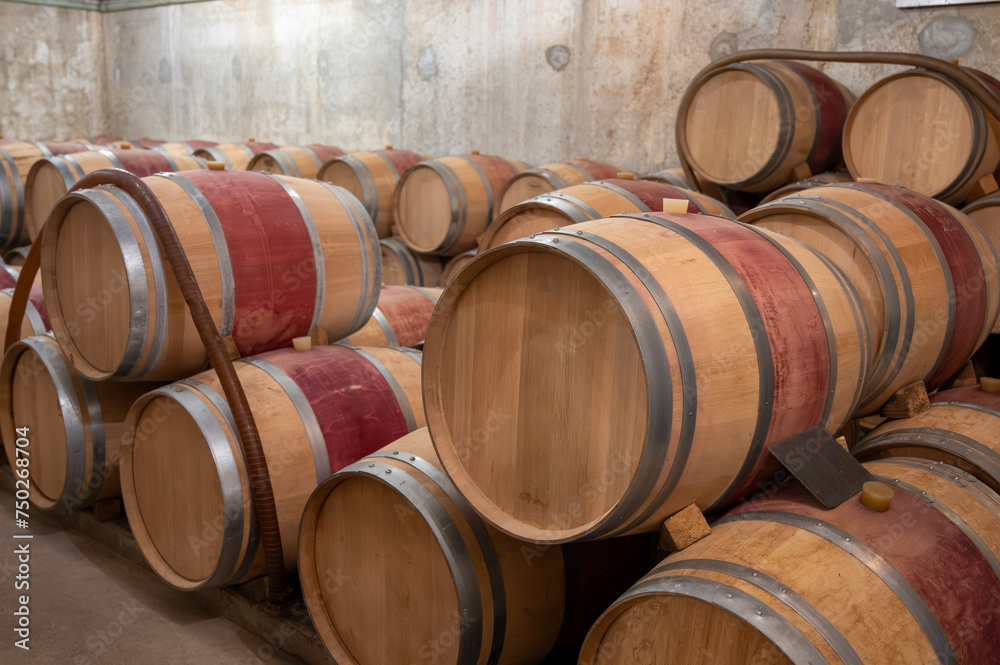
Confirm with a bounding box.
[0,286,49,344]
[121,344,424,590]
[479,179,734,253]
[853,384,1000,491]
[494,159,622,218]
[580,458,1000,664]
[759,171,853,203]
[0,140,89,248]
[342,285,440,348]
[393,153,529,256]
[299,427,657,665]
[963,192,1000,333]
[423,213,869,543]
[680,60,853,192]
[193,141,279,170]
[741,183,1000,413]
[844,66,1000,204]
[41,170,380,382]
[0,335,159,510]
[380,236,446,286]
[246,145,347,178]
[25,149,207,240]
[318,148,425,238]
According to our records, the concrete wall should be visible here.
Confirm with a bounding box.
[0,2,105,140]
[5,0,1000,171]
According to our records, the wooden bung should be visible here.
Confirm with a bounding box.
[423,213,868,543]
[318,149,424,238]
[580,458,1000,664]
[120,344,424,590]
[742,183,1000,414]
[40,169,381,382]
[479,179,734,254]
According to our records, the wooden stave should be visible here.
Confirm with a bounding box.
[25,149,207,240]
[682,61,851,193]
[0,334,157,510]
[741,183,999,414]
[380,236,446,287]
[318,149,425,238]
[478,179,735,253]
[440,249,477,285]
[423,213,868,543]
[120,344,424,591]
[40,170,381,382]
[580,457,1000,665]
[758,171,854,204]
[493,160,622,219]
[393,154,529,256]
[342,285,440,348]
[962,192,1000,334]
[246,145,347,178]
[844,68,999,204]
[0,140,90,248]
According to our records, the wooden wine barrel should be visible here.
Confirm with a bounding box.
[68,136,121,148]
[149,140,218,157]
[641,168,692,189]
[129,138,166,150]
[0,260,19,289]
[844,67,1000,204]
[0,286,49,343]
[0,335,160,510]
[0,140,89,248]
[580,458,1000,665]
[423,213,870,542]
[759,171,854,204]
[299,427,658,665]
[342,285,440,348]
[681,61,853,193]
[380,236,446,286]
[853,385,1000,491]
[25,149,207,240]
[741,183,1000,414]
[41,170,380,382]
[193,141,279,170]
[120,344,423,590]
[478,179,735,253]
[246,145,347,178]
[493,159,622,218]
[393,153,530,256]
[318,148,425,238]
[440,249,476,285]
[963,193,1000,333]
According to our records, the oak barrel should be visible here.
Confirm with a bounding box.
[963,192,1000,333]
[493,159,621,218]
[25,149,206,240]
[440,249,476,285]
[0,286,49,343]
[393,153,529,255]
[759,171,853,204]
[640,168,692,189]
[580,458,1000,664]
[68,136,121,148]
[0,140,89,248]
[0,335,158,510]
[741,183,1000,413]
[681,61,853,192]
[246,145,347,178]
[844,67,1000,204]
[299,427,657,665]
[121,344,423,590]
[318,148,425,237]
[478,179,735,253]
[380,236,446,286]
[149,140,218,157]
[41,169,381,381]
[423,213,870,542]
[853,384,1000,491]
[342,285,440,348]
[193,141,279,170]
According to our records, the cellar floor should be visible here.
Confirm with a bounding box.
[0,481,309,665]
